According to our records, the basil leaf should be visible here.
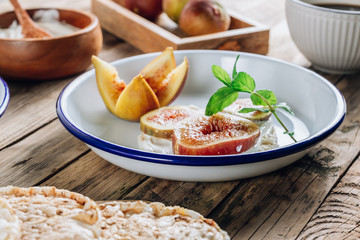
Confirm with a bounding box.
[238,107,270,113]
[205,87,239,116]
[232,55,240,79]
[251,90,277,106]
[212,65,231,87]
[231,72,255,93]
[275,102,295,115]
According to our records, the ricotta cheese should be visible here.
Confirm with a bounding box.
[0,9,80,39]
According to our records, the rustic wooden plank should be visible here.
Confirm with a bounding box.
[0,120,89,186]
[297,156,360,239]
[0,79,71,149]
[40,151,147,201]
[123,178,239,217]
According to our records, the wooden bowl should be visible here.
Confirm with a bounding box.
[0,8,103,81]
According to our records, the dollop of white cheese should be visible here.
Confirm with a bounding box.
[0,9,80,39]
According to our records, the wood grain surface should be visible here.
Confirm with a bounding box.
[0,0,359,239]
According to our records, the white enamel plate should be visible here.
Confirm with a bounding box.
[57,50,346,181]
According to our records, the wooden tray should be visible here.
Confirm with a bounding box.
[91,0,269,54]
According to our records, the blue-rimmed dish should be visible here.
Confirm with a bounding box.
[56,50,346,181]
[0,77,9,117]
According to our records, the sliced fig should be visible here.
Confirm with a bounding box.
[223,98,272,121]
[141,47,176,95]
[115,74,160,121]
[157,57,189,106]
[140,105,201,139]
[172,112,260,155]
[92,55,126,114]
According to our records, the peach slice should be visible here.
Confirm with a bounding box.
[141,47,176,95]
[157,57,189,106]
[114,74,160,121]
[91,56,126,114]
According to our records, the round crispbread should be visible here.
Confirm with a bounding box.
[0,197,20,240]
[0,186,101,240]
[99,200,230,240]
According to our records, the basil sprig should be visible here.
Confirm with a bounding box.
[205,56,296,142]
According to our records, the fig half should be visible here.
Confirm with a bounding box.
[223,98,272,121]
[140,105,201,139]
[91,55,126,114]
[172,113,260,155]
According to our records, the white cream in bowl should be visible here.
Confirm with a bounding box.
[0,9,80,39]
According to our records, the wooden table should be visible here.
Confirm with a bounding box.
[1,0,359,239]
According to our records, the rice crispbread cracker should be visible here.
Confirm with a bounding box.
[0,197,20,240]
[99,200,230,240]
[0,186,101,240]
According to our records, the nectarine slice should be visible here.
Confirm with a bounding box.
[172,113,260,155]
[92,56,126,114]
[115,74,160,121]
[157,57,189,107]
[141,47,176,94]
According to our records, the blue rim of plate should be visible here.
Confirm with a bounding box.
[0,76,10,118]
[56,51,347,166]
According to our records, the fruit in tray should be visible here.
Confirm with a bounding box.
[92,47,188,121]
[115,0,163,20]
[162,0,190,23]
[172,112,260,155]
[178,0,231,36]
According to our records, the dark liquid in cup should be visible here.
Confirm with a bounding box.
[316,4,360,11]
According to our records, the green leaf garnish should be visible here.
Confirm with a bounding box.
[206,55,297,142]
[275,102,294,115]
[205,87,239,116]
[212,65,232,87]
[232,55,240,79]
[232,72,256,93]
[251,90,277,106]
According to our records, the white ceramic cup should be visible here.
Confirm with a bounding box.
[286,0,360,74]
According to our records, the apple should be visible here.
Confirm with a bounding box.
[178,0,231,36]
[162,0,190,23]
[91,56,126,114]
[115,0,163,20]
[223,98,272,121]
[140,105,201,139]
[172,113,260,155]
[115,74,160,121]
